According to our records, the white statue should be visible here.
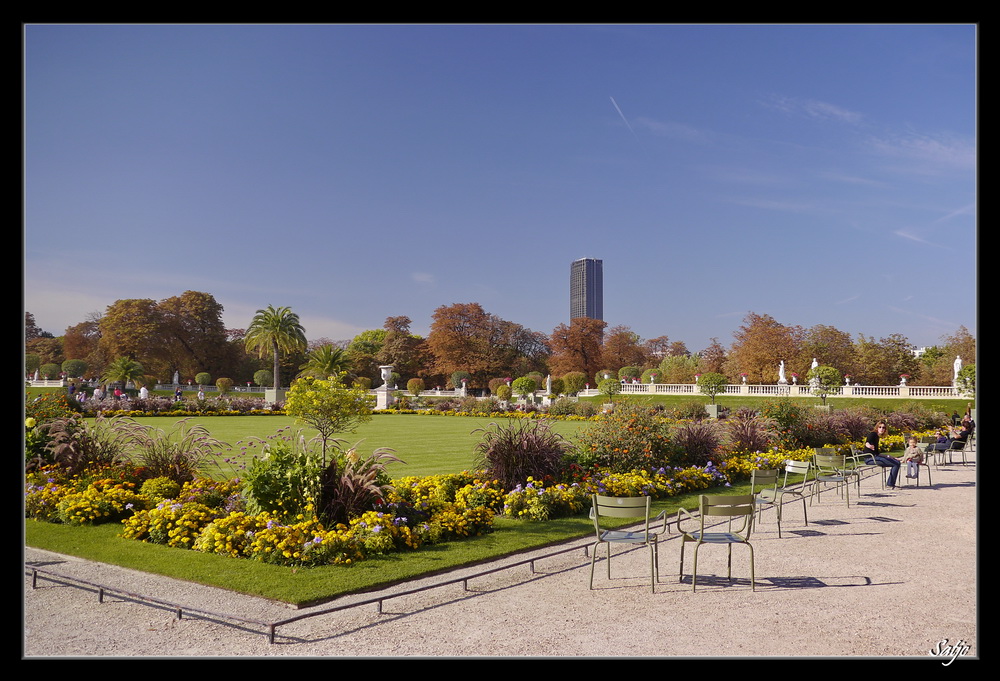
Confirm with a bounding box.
[778,360,787,384]
[953,356,962,383]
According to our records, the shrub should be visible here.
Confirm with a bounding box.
[670,420,724,467]
[562,372,587,394]
[216,378,234,394]
[548,397,578,416]
[195,372,212,386]
[318,446,403,525]
[618,366,642,381]
[723,407,778,455]
[241,431,324,521]
[33,415,139,475]
[472,420,571,491]
[494,384,513,402]
[697,372,729,404]
[253,369,273,387]
[129,418,228,483]
[407,377,426,397]
[139,476,182,502]
[61,359,88,378]
[574,401,599,418]
[40,363,61,379]
[549,377,565,396]
[511,377,537,399]
[575,405,678,473]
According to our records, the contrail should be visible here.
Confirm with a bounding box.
[610,96,639,140]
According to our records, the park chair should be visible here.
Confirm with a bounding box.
[750,469,781,536]
[589,494,666,592]
[677,494,755,592]
[754,460,814,537]
[920,436,945,469]
[944,439,968,466]
[847,445,892,490]
[812,453,858,507]
[902,447,933,488]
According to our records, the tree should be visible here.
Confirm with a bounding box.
[158,291,233,383]
[25,312,45,343]
[299,344,351,379]
[807,365,842,406]
[698,338,727,376]
[376,316,431,381]
[511,376,537,400]
[61,359,88,378]
[548,317,606,378]
[98,299,164,370]
[406,377,426,397]
[344,328,388,383]
[244,305,307,390]
[802,324,855,378]
[253,369,273,387]
[697,372,728,404]
[723,312,804,383]
[62,316,105,377]
[102,357,145,390]
[852,333,918,385]
[597,377,621,405]
[283,374,375,466]
[561,371,588,394]
[600,325,648,372]
[426,303,546,387]
[658,354,700,383]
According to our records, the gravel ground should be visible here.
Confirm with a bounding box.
[24,460,978,660]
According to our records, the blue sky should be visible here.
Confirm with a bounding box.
[24,24,976,353]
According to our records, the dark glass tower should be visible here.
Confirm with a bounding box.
[570,258,603,321]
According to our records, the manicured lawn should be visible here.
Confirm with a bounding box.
[128,413,592,479]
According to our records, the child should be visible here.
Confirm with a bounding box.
[904,437,923,479]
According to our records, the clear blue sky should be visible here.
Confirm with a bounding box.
[24,24,976,353]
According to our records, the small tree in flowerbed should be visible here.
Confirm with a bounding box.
[697,372,729,405]
[807,365,842,406]
[597,377,621,406]
[511,377,537,401]
[284,373,375,467]
[195,372,212,387]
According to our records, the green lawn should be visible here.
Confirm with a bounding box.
[128,413,592,479]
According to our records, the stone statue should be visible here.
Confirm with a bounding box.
[953,356,962,382]
[778,360,787,384]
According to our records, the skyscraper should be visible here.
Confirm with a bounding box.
[570,258,603,321]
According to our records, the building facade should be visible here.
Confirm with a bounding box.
[570,258,603,321]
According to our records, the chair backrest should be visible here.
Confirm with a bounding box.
[751,469,778,495]
[591,494,652,537]
[814,453,847,474]
[783,459,811,485]
[699,494,754,535]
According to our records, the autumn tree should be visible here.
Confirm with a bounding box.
[62,316,107,377]
[98,299,165,375]
[548,317,607,379]
[801,324,856,379]
[426,303,547,388]
[723,312,804,383]
[600,325,649,373]
[642,335,672,361]
[376,316,431,381]
[698,338,727,376]
[918,326,978,386]
[851,333,919,385]
[25,312,45,343]
[159,291,233,382]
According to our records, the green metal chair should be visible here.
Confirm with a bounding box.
[589,494,666,592]
[812,452,858,507]
[677,494,755,592]
[753,460,813,537]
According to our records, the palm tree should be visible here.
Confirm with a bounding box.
[244,306,307,390]
[298,344,351,380]
[102,357,145,391]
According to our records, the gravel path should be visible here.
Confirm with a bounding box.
[24,460,978,660]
